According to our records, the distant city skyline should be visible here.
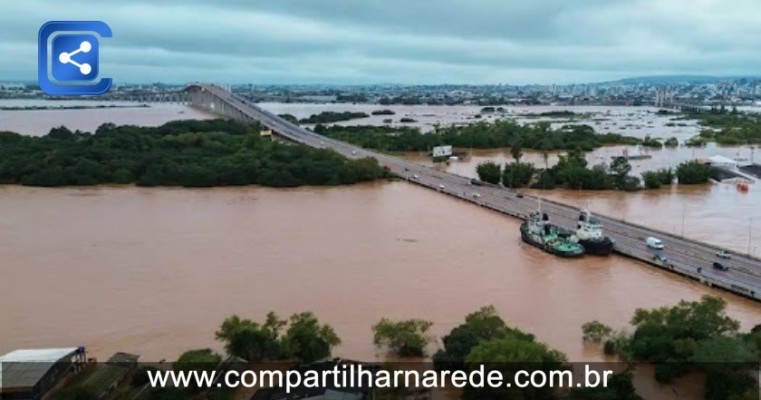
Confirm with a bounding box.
[3,0,761,85]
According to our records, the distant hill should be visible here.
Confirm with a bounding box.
[613,75,761,85]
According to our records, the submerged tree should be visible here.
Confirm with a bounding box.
[372,318,433,357]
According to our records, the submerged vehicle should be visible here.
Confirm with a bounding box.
[575,210,615,256]
[520,211,585,258]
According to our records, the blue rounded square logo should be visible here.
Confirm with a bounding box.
[38,21,113,96]
[51,34,100,82]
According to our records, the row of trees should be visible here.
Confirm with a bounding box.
[158,307,638,400]
[476,150,717,191]
[73,299,757,400]
[315,121,641,153]
[0,120,387,188]
[215,312,340,363]
[299,111,370,124]
[582,296,761,400]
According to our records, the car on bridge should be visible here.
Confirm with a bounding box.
[712,261,730,271]
[646,237,664,249]
[716,250,732,259]
[652,254,668,263]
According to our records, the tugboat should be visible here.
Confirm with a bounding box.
[520,211,585,258]
[576,210,615,256]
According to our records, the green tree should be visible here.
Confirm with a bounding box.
[475,161,502,184]
[642,171,663,189]
[664,137,679,147]
[502,161,536,188]
[510,140,523,161]
[215,314,286,362]
[628,296,742,383]
[464,336,567,400]
[676,160,718,184]
[581,321,613,343]
[433,306,533,371]
[282,312,341,362]
[372,318,433,357]
[610,156,632,189]
[642,168,674,189]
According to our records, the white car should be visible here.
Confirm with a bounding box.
[438,184,445,190]
[646,237,664,250]
[412,174,419,180]
[472,193,482,199]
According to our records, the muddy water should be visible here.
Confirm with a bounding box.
[2,183,760,366]
[258,102,703,138]
[1,102,759,398]
[0,100,212,136]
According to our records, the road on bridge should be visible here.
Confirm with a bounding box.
[194,84,761,300]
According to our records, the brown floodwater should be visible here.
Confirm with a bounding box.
[0,101,213,136]
[1,103,760,398]
[2,182,760,366]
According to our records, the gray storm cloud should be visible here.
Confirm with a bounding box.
[2,0,761,84]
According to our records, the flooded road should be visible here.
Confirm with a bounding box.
[2,183,760,364]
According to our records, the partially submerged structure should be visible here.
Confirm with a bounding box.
[0,347,86,400]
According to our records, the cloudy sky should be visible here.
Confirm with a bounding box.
[2,0,761,84]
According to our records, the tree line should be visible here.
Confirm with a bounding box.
[582,295,761,400]
[75,297,758,400]
[298,111,370,124]
[0,119,387,188]
[315,120,641,153]
[684,107,761,145]
[476,148,717,191]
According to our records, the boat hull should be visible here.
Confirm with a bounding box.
[578,238,615,256]
[520,224,585,258]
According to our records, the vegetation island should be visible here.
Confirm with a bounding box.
[0,119,387,188]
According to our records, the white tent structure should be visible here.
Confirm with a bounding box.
[707,155,739,169]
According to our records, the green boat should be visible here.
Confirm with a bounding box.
[520,211,585,258]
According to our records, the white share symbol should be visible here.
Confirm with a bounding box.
[58,41,93,75]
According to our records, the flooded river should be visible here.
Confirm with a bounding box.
[2,183,760,364]
[1,102,760,398]
[0,100,212,136]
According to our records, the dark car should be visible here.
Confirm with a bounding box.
[712,262,729,271]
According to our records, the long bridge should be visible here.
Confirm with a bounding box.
[185,84,761,302]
